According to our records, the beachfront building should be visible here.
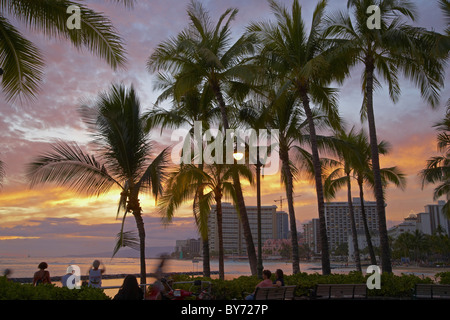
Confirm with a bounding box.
[324,197,379,252]
[416,200,450,236]
[303,218,321,254]
[325,198,378,250]
[388,201,450,238]
[207,203,288,255]
[175,238,202,259]
[347,230,380,261]
[388,212,418,239]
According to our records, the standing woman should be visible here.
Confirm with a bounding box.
[33,262,51,286]
[88,260,106,288]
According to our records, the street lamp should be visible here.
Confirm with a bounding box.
[233,151,244,161]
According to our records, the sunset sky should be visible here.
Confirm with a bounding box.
[0,0,448,257]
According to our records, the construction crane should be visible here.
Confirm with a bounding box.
[274,195,301,211]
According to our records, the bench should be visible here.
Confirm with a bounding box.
[310,284,368,300]
[413,284,450,299]
[254,285,297,300]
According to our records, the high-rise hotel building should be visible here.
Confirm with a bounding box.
[208,203,288,255]
[303,198,380,253]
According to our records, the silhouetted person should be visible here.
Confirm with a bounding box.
[113,275,144,300]
[33,262,51,286]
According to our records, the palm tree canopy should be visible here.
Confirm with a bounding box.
[325,0,448,114]
[27,83,169,200]
[158,160,253,238]
[147,0,259,112]
[247,0,345,129]
[0,0,128,103]
[420,110,450,217]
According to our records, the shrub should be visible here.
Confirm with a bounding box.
[436,272,450,284]
[0,276,110,300]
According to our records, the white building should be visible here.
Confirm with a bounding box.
[208,203,288,255]
[348,230,380,261]
[324,197,379,251]
[388,212,418,239]
[416,201,450,236]
[389,201,450,238]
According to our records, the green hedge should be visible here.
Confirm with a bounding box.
[169,271,438,299]
[0,276,110,300]
[3,272,448,300]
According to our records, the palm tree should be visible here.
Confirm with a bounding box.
[325,0,447,273]
[147,0,259,275]
[143,85,219,277]
[159,157,253,280]
[240,87,335,275]
[353,131,406,265]
[238,100,277,278]
[0,0,130,103]
[27,84,169,285]
[325,128,406,265]
[420,107,450,218]
[247,0,345,275]
[324,128,364,272]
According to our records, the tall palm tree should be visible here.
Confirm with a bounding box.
[0,0,130,103]
[27,84,169,285]
[248,0,344,275]
[325,0,447,273]
[420,107,450,218]
[324,128,364,272]
[147,0,259,275]
[353,131,406,265]
[325,128,406,266]
[143,86,219,277]
[240,87,335,275]
[238,100,277,278]
[159,158,253,281]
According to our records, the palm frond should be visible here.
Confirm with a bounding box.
[112,230,140,258]
[137,147,170,202]
[80,84,150,181]
[0,15,44,103]
[6,0,127,70]
[27,140,121,197]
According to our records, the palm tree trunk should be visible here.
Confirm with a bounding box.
[280,145,300,274]
[365,59,392,273]
[132,207,147,285]
[256,148,264,279]
[347,172,361,272]
[211,81,257,275]
[197,162,211,277]
[202,238,211,277]
[215,195,225,280]
[300,91,331,275]
[358,176,377,265]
